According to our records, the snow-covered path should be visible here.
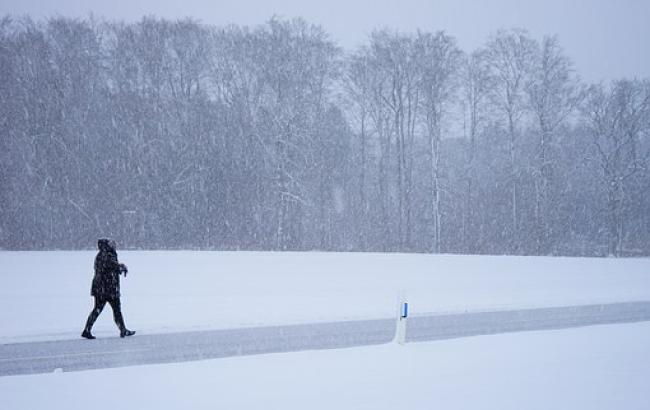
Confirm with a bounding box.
[3,301,649,377]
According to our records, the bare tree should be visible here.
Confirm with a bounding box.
[343,50,373,248]
[414,31,462,253]
[370,30,420,249]
[360,43,396,250]
[582,80,650,256]
[257,18,339,250]
[485,29,536,253]
[526,35,584,254]
[460,48,493,253]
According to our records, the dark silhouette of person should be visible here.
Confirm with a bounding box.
[82,239,135,339]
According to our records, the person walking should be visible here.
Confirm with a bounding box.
[82,239,135,339]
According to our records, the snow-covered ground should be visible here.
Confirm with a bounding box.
[2,321,649,410]
[1,251,649,343]
[2,251,650,408]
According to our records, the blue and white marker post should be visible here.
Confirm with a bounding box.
[395,294,408,345]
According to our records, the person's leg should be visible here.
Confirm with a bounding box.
[107,297,125,331]
[82,297,106,338]
[108,298,135,337]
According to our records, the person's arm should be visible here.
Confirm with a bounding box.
[105,253,121,272]
[110,252,128,276]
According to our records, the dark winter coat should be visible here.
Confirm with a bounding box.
[91,239,125,299]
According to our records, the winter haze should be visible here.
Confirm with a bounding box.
[2,2,650,409]
[0,0,649,255]
[2,0,650,81]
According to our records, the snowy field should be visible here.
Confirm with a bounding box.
[2,322,649,410]
[1,251,650,343]
[1,251,650,409]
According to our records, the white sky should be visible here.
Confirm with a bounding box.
[2,0,649,82]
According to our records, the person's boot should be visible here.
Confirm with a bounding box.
[120,329,136,338]
[81,329,96,340]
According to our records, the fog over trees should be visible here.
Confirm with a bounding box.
[1,15,648,256]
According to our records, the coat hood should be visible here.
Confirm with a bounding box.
[97,238,116,252]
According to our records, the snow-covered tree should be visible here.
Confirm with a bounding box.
[485,29,536,253]
[582,80,650,256]
[526,35,584,255]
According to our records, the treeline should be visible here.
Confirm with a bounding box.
[0,16,648,256]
